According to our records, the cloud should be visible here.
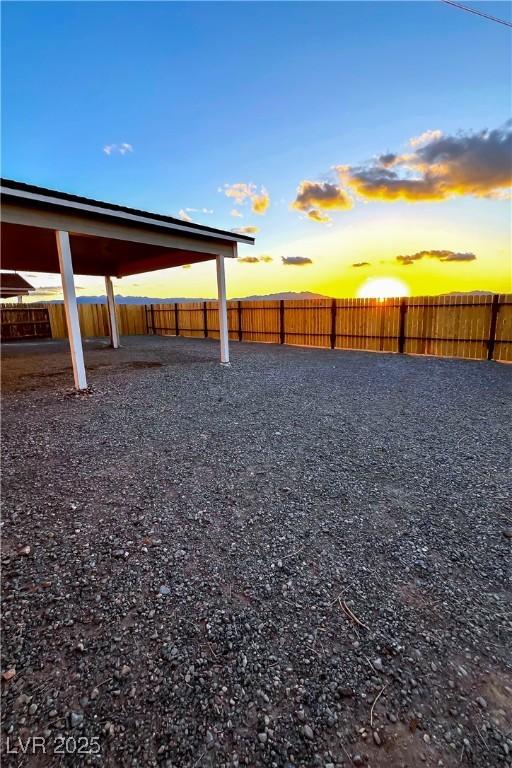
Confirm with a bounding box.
[182,264,192,270]
[223,182,254,204]
[238,254,274,265]
[103,142,133,156]
[251,189,270,215]
[307,209,332,223]
[31,285,83,296]
[352,261,371,267]
[231,225,259,235]
[230,209,243,218]
[409,129,443,148]
[291,180,353,223]
[282,256,313,266]
[377,153,398,168]
[336,124,512,203]
[396,250,477,266]
[178,209,193,222]
[186,207,214,214]
[222,183,270,215]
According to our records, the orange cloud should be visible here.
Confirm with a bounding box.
[251,189,270,214]
[409,129,443,148]
[337,124,512,203]
[238,254,273,264]
[222,183,270,215]
[291,180,352,223]
[223,182,255,204]
[307,209,332,223]
[231,225,259,235]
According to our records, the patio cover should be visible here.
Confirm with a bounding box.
[0,179,255,388]
[0,272,34,299]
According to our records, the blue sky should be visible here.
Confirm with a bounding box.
[2,1,511,298]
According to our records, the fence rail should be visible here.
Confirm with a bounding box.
[2,295,511,361]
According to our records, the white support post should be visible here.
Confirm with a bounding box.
[105,276,120,349]
[55,230,88,390]
[216,254,230,365]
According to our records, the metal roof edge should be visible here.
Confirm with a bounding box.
[0,179,255,248]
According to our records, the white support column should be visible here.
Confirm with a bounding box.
[105,276,120,349]
[216,254,230,365]
[55,230,88,390]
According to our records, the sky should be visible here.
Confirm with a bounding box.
[2,0,511,300]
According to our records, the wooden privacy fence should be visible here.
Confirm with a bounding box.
[2,295,511,361]
[145,295,512,362]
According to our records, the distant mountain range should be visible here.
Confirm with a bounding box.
[48,291,333,304]
[12,289,502,305]
[442,290,495,296]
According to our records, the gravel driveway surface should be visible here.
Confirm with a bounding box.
[1,336,511,767]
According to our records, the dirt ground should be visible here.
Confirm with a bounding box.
[1,336,511,767]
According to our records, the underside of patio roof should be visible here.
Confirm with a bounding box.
[0,179,254,276]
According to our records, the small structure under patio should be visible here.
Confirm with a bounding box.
[0,178,254,388]
[0,271,35,301]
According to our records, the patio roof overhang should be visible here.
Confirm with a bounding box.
[0,179,254,388]
[0,179,254,276]
[0,272,34,298]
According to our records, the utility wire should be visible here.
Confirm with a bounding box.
[441,0,512,28]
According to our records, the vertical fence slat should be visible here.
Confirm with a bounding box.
[487,294,499,360]
[203,301,209,338]
[330,299,337,349]
[398,298,407,353]
[238,301,243,342]
[279,300,285,345]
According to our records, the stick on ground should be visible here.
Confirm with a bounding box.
[370,683,388,728]
[340,598,370,631]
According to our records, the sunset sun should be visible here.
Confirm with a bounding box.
[357,277,410,299]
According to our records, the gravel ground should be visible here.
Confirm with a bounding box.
[1,336,511,768]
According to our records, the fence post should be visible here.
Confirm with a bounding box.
[487,294,500,361]
[279,300,285,344]
[398,297,407,354]
[330,299,337,349]
[150,304,155,335]
[238,300,243,342]
[203,301,208,338]
[174,303,180,336]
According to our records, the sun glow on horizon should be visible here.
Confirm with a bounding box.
[357,277,410,299]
